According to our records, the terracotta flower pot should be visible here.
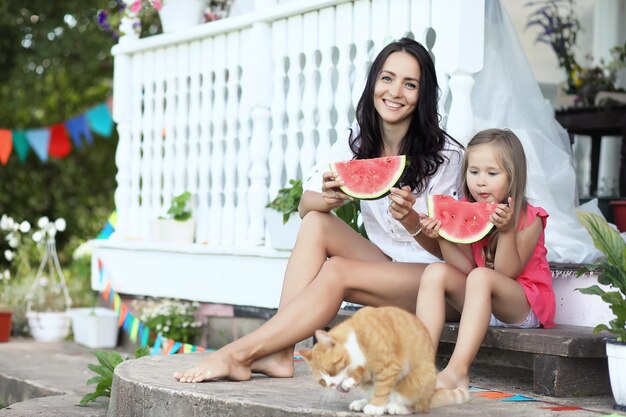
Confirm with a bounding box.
[0,311,12,342]
[610,200,626,233]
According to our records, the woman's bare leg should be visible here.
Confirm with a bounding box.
[174,211,413,383]
[436,267,530,390]
[250,211,389,376]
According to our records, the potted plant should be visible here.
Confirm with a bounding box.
[0,272,11,342]
[66,241,119,349]
[265,179,367,251]
[151,191,195,244]
[133,297,202,346]
[576,210,626,407]
[265,179,303,251]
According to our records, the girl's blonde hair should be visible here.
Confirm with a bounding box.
[461,128,528,268]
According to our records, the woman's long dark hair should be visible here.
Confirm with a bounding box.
[351,37,456,194]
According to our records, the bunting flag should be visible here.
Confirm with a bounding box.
[0,101,112,165]
[86,103,114,137]
[0,130,12,165]
[97,258,209,356]
[48,124,73,159]
[12,131,29,162]
[25,128,50,162]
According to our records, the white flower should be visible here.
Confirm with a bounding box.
[156,323,162,330]
[0,214,10,231]
[48,228,57,238]
[37,216,50,228]
[54,218,66,232]
[163,326,170,332]
[32,231,43,243]
[2,270,9,280]
[7,236,18,248]
[19,221,31,233]
[38,277,49,287]
[3,250,14,262]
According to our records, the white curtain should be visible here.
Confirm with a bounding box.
[471,0,601,263]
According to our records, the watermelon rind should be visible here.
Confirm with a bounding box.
[329,155,408,200]
[427,195,496,244]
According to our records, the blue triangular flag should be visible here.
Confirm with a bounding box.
[25,128,50,162]
[65,114,93,148]
[500,394,536,402]
[152,334,162,355]
[169,342,182,355]
[86,103,114,137]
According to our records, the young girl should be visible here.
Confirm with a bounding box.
[174,38,463,383]
[416,128,556,391]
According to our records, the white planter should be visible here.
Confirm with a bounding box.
[151,218,195,244]
[27,311,71,342]
[71,308,119,349]
[607,340,626,407]
[159,0,205,33]
[265,209,301,251]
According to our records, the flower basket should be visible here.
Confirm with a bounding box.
[25,221,73,342]
[158,0,205,33]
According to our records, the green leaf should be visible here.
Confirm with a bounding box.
[135,346,151,359]
[79,391,101,406]
[86,375,103,386]
[576,285,606,296]
[87,363,112,378]
[576,210,626,266]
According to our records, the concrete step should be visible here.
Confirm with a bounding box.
[108,353,620,417]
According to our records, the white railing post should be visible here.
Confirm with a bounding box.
[432,0,484,146]
[248,0,276,245]
[112,50,133,239]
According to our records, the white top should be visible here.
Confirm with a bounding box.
[303,126,464,263]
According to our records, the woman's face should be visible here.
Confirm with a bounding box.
[373,51,421,131]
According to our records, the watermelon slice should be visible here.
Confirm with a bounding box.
[330,156,408,200]
[427,195,498,244]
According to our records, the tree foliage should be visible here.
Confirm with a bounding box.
[0,0,118,263]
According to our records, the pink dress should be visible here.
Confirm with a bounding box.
[470,204,556,328]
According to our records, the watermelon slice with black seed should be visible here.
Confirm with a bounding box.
[330,155,408,200]
[427,194,498,244]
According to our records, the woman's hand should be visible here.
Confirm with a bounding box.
[387,186,416,221]
[321,171,353,207]
[491,196,515,233]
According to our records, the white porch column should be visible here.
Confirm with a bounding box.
[247,0,276,245]
[111,15,140,239]
[432,0,484,146]
[593,0,622,197]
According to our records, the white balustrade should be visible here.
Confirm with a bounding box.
[109,0,483,248]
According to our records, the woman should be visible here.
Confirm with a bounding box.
[175,37,463,383]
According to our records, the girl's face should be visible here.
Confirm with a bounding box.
[466,144,510,204]
[373,51,421,131]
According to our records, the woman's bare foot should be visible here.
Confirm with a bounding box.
[173,349,252,383]
[250,349,295,378]
[436,367,469,391]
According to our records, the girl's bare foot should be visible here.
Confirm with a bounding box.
[173,349,252,383]
[436,367,469,391]
[250,349,295,378]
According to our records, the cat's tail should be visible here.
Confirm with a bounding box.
[429,387,470,408]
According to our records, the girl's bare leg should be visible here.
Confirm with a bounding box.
[173,212,424,383]
[415,263,466,351]
[436,267,530,390]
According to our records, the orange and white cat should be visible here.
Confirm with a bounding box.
[300,306,469,415]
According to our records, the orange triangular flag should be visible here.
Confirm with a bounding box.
[0,130,12,165]
[48,124,72,159]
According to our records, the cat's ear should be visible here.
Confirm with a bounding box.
[315,329,335,347]
[299,349,312,362]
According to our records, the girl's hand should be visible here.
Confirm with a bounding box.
[321,171,353,206]
[418,215,442,239]
[388,186,416,221]
[491,196,515,232]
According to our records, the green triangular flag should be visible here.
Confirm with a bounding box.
[11,130,29,162]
